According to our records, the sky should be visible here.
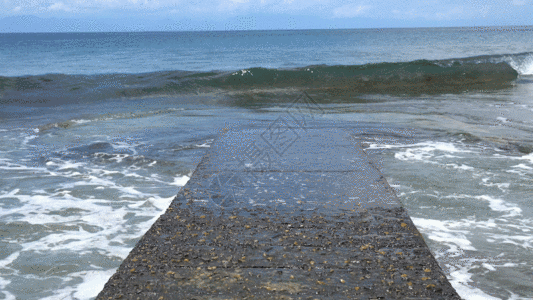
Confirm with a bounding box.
[0,0,532,32]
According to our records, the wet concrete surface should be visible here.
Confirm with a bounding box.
[97,121,461,299]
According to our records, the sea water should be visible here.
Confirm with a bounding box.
[1,27,533,299]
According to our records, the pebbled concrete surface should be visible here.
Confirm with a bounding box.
[97,123,461,300]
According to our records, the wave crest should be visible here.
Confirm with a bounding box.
[1,52,529,105]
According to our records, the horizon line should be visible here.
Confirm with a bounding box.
[1,24,533,34]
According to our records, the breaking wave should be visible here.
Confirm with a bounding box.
[1,52,531,105]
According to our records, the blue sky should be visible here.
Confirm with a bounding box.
[0,0,532,32]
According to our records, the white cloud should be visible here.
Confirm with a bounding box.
[478,4,492,17]
[48,2,72,11]
[216,0,251,13]
[434,6,464,20]
[390,3,471,21]
[512,0,529,5]
[391,8,419,18]
[332,3,371,18]
[1,0,531,25]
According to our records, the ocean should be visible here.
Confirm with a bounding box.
[0,27,532,300]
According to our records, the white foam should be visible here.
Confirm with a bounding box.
[109,141,144,155]
[0,277,10,289]
[196,139,213,148]
[501,262,519,267]
[22,134,38,145]
[171,175,190,187]
[57,161,86,170]
[88,167,121,176]
[72,119,92,124]
[377,141,473,164]
[482,263,496,271]
[506,169,527,176]
[0,277,16,300]
[447,262,502,300]
[0,252,19,269]
[496,117,510,123]
[72,269,116,300]
[0,129,197,300]
[0,189,21,199]
[108,153,130,163]
[411,217,476,251]
[144,195,175,211]
[232,69,253,76]
[395,150,436,162]
[475,195,522,217]
[501,152,533,164]
[123,171,143,178]
[117,186,147,198]
[487,233,533,249]
[0,160,48,172]
[454,217,498,230]
[442,194,521,218]
[507,292,533,300]
[509,53,533,75]
[3,291,16,300]
[59,174,119,190]
[519,153,533,164]
[480,180,511,192]
[370,141,466,152]
[512,164,532,170]
[446,163,475,171]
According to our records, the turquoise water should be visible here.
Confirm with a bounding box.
[1,27,533,299]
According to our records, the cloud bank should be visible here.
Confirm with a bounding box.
[0,0,531,31]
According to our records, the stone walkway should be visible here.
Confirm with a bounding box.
[97,122,461,300]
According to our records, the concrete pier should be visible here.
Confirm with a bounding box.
[97,120,461,299]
